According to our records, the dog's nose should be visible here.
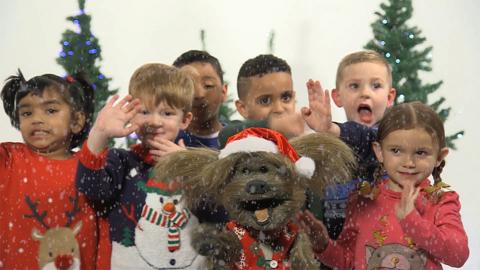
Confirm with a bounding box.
[245,180,270,194]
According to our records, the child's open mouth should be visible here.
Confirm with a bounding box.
[31,130,49,138]
[358,104,373,123]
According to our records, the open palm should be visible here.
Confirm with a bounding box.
[94,95,141,138]
[302,79,333,132]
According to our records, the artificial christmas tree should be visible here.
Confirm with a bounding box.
[365,0,463,149]
[57,0,117,119]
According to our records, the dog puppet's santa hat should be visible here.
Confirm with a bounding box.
[219,127,315,178]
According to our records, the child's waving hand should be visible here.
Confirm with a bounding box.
[88,95,141,153]
[301,79,336,134]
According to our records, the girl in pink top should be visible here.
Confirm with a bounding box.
[299,101,469,269]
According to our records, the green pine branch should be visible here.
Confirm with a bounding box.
[56,0,117,118]
[365,0,464,149]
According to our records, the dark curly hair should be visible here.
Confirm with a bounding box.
[1,69,95,149]
[237,54,291,100]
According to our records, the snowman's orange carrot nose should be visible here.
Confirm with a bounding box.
[163,202,175,213]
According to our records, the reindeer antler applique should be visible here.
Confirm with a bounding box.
[65,193,80,227]
[24,194,83,270]
[24,195,50,229]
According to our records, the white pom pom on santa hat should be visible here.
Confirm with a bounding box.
[219,127,315,178]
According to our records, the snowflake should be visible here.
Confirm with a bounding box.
[129,168,138,178]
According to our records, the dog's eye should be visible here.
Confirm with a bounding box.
[259,166,269,173]
[241,167,250,174]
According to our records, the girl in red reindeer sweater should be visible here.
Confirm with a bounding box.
[0,70,100,269]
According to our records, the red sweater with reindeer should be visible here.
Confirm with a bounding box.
[0,143,99,270]
[317,179,469,270]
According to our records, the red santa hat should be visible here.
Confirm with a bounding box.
[219,127,315,178]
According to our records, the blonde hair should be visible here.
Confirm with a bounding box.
[335,50,392,89]
[128,63,194,113]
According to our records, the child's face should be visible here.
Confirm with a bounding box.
[134,100,192,148]
[373,128,449,191]
[235,72,295,120]
[17,87,81,159]
[332,62,396,126]
[181,62,227,125]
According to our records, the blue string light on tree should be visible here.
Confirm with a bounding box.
[365,0,464,148]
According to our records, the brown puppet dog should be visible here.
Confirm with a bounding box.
[154,128,356,269]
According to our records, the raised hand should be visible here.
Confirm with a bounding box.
[88,95,141,153]
[268,112,305,138]
[301,79,334,133]
[296,210,330,253]
[148,138,186,161]
[395,180,420,220]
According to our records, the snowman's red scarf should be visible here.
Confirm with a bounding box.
[226,220,298,270]
[141,204,191,251]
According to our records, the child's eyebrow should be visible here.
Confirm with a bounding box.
[41,99,63,106]
[201,75,218,81]
[19,99,63,109]
[17,103,31,109]
[415,146,433,151]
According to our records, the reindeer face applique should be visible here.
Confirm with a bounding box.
[155,128,356,269]
[365,243,427,270]
[24,194,82,270]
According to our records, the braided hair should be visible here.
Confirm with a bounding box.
[376,101,447,186]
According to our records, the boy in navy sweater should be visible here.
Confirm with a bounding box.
[76,63,204,269]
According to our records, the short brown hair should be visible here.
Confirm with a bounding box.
[128,63,194,113]
[335,50,392,89]
[237,54,291,100]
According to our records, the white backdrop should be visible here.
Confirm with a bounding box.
[1,1,479,267]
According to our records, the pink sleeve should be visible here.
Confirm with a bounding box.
[400,191,469,267]
[316,197,358,269]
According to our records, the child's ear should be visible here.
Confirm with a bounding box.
[436,147,449,166]
[180,112,193,129]
[331,88,343,108]
[387,88,397,107]
[221,83,228,102]
[235,99,249,119]
[372,141,384,163]
[70,111,86,134]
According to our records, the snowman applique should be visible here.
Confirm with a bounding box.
[135,178,201,269]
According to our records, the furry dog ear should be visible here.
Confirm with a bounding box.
[154,147,219,205]
[289,132,357,195]
[200,154,237,191]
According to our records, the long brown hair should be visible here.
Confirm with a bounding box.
[377,101,446,185]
